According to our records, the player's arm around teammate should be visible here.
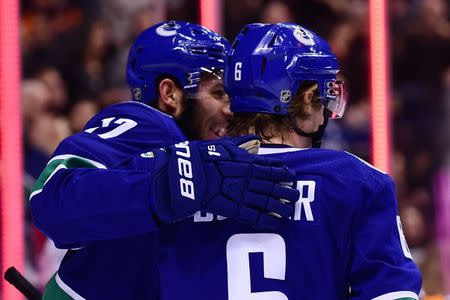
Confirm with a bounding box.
[30,21,298,249]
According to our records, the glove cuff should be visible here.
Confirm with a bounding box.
[151,144,203,223]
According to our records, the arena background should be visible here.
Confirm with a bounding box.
[1,0,449,299]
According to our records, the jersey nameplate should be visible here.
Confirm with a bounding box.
[193,180,318,223]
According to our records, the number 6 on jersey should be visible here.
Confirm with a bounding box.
[227,233,288,300]
[234,62,242,81]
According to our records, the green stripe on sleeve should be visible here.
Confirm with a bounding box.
[30,155,106,200]
[43,274,75,300]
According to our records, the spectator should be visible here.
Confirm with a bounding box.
[34,66,68,114]
[68,98,99,133]
[260,1,294,23]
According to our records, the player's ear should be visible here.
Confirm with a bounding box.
[303,89,314,106]
[157,78,183,117]
[301,84,320,112]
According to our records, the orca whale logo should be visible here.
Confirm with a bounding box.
[156,21,181,37]
[293,26,315,46]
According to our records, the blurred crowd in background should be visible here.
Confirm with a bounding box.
[19,0,450,297]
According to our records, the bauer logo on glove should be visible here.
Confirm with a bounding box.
[133,137,299,230]
[174,141,195,200]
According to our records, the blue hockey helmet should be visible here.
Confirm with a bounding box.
[127,20,230,104]
[225,23,346,119]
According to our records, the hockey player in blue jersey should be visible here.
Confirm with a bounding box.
[31,21,299,299]
[155,23,422,299]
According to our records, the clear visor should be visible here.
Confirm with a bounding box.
[322,80,346,119]
[201,67,224,80]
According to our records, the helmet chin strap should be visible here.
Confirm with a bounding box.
[291,109,331,148]
[310,117,329,148]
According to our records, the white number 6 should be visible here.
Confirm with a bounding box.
[227,233,288,300]
[234,62,242,81]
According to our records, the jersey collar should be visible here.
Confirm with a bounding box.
[258,144,309,155]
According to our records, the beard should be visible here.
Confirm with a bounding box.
[175,95,199,140]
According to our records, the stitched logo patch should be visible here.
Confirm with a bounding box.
[280,90,292,103]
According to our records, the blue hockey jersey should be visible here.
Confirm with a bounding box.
[157,146,422,300]
[30,101,186,299]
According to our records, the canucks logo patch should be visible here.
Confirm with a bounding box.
[293,26,315,46]
[156,21,181,37]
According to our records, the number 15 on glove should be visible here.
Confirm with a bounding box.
[148,139,299,230]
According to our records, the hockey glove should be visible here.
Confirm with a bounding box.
[138,139,298,229]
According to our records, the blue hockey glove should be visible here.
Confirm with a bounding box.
[142,139,298,229]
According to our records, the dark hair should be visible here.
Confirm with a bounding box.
[227,81,321,141]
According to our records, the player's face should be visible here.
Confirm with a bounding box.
[191,74,232,140]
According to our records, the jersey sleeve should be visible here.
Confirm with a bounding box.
[29,102,186,249]
[29,148,157,250]
[348,176,422,300]
[81,102,186,154]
